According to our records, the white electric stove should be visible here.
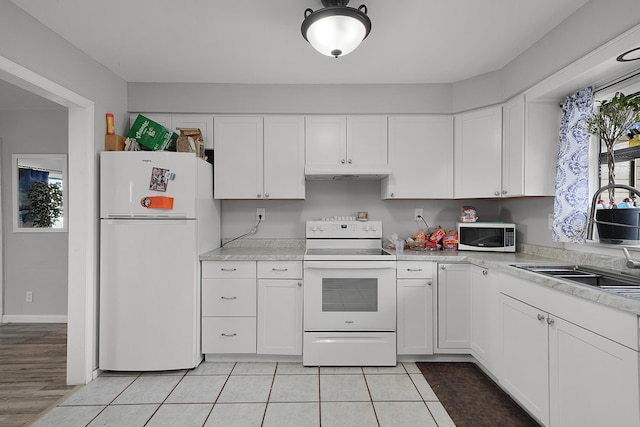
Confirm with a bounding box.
[303,220,397,366]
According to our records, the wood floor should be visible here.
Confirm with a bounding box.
[0,323,76,427]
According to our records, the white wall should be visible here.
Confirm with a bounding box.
[0,109,69,317]
[499,197,560,248]
[0,0,128,383]
[221,180,501,241]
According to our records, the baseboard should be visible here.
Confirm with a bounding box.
[1,314,68,323]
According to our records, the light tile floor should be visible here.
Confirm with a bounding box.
[30,362,456,427]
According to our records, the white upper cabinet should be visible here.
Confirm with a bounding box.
[305,115,388,172]
[214,116,263,199]
[129,113,214,149]
[214,116,305,200]
[263,116,305,199]
[383,115,453,199]
[502,97,526,197]
[454,105,503,198]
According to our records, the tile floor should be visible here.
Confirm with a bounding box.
[30,362,456,427]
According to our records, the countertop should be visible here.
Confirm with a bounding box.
[200,242,640,316]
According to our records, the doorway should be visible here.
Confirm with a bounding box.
[0,55,96,385]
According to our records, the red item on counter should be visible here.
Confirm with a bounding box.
[429,228,445,242]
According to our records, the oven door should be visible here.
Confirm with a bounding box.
[303,260,396,331]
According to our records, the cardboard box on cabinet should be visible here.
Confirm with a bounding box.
[176,128,205,158]
[104,134,126,151]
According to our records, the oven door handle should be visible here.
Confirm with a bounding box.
[304,261,396,270]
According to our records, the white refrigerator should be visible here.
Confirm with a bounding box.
[99,151,220,371]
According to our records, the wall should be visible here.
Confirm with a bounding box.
[0,0,128,383]
[0,109,69,317]
[499,197,560,248]
[221,180,501,241]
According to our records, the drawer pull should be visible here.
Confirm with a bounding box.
[221,333,237,337]
[221,268,237,272]
[220,296,237,300]
[407,268,423,272]
[272,268,289,272]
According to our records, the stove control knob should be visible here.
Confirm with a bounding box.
[310,225,317,232]
[370,224,377,231]
[318,225,325,232]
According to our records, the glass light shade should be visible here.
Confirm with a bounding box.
[306,15,367,57]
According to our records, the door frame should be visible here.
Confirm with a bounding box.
[0,55,96,385]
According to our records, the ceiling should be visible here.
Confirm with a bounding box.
[9,0,591,85]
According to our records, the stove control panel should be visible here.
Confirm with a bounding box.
[306,220,382,238]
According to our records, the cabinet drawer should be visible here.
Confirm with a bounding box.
[257,261,302,279]
[397,261,433,279]
[202,317,256,353]
[202,261,256,279]
[202,279,256,316]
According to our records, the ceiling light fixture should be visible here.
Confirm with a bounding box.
[616,47,640,62]
[301,0,371,58]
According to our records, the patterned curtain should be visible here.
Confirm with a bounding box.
[552,87,594,243]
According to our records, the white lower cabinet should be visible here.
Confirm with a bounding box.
[257,261,303,355]
[436,263,471,350]
[201,261,257,354]
[396,261,434,355]
[469,265,500,373]
[501,293,640,427]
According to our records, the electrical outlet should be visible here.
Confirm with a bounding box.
[548,213,554,230]
[257,208,265,221]
[26,291,33,303]
[414,208,423,221]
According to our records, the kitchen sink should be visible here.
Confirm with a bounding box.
[512,264,640,300]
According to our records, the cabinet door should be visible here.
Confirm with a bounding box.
[172,115,214,149]
[384,115,453,199]
[397,278,434,355]
[454,106,502,198]
[469,266,496,370]
[257,279,303,355]
[347,115,388,167]
[500,294,549,426]
[263,116,305,199]
[214,116,263,199]
[549,316,640,427]
[305,115,346,167]
[502,96,525,197]
[524,101,561,196]
[437,264,470,350]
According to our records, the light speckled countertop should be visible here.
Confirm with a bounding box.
[200,240,640,316]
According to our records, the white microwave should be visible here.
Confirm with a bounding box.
[457,222,516,252]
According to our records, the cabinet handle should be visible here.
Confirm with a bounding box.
[407,268,423,272]
[537,314,545,321]
[221,333,237,337]
[265,193,269,198]
[440,265,446,270]
[257,193,262,198]
[220,296,237,300]
[341,159,346,164]
[390,193,395,198]
[272,268,288,272]
[547,317,555,326]
[221,268,237,272]
[494,191,500,196]
[502,190,507,195]
[298,281,303,287]
[427,280,432,286]
[482,270,488,276]
[348,159,352,164]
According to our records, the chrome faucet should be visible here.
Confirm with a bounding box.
[586,183,640,241]
[622,248,640,269]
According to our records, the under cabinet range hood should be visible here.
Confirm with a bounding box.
[304,166,392,180]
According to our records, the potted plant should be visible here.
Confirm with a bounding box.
[24,181,63,227]
[583,91,640,243]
